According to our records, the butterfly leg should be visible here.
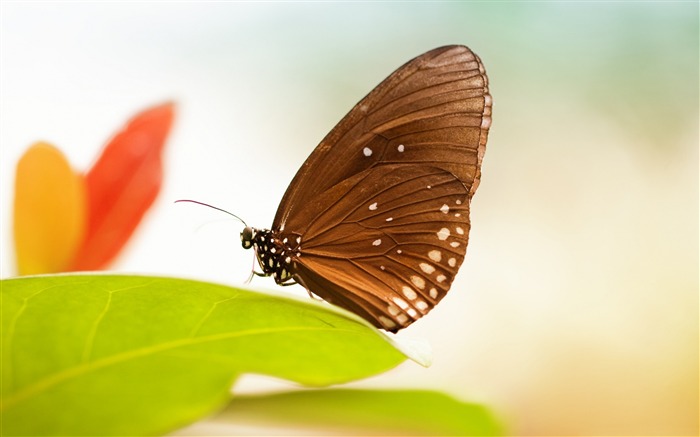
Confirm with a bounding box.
[292,275,322,300]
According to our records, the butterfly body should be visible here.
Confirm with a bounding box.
[241,227,301,284]
[242,45,491,332]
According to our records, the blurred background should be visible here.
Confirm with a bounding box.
[1,2,697,435]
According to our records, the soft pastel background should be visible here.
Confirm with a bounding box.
[1,2,697,436]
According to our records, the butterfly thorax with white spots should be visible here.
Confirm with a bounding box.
[240,226,301,284]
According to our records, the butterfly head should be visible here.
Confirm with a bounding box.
[240,226,256,249]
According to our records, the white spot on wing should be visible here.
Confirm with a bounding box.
[450,241,460,248]
[456,199,462,205]
[387,304,400,316]
[410,276,425,289]
[407,308,418,318]
[386,217,393,222]
[396,313,409,324]
[419,263,435,274]
[397,144,405,152]
[440,204,449,214]
[363,147,372,156]
[379,316,396,329]
[402,286,417,300]
[436,274,446,283]
[373,239,382,246]
[430,288,438,299]
[456,227,464,235]
[393,297,409,309]
[416,300,428,311]
[428,250,442,262]
[437,228,450,240]
[448,257,456,267]
[369,202,378,211]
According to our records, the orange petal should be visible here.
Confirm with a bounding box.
[71,103,175,270]
[13,142,86,275]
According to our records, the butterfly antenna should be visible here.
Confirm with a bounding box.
[175,199,248,227]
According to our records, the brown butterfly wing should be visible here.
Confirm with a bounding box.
[272,45,491,331]
[273,45,491,230]
[290,164,470,331]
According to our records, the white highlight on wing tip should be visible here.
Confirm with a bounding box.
[416,300,428,311]
[363,147,372,156]
[437,228,450,240]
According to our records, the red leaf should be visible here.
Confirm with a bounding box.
[71,103,175,270]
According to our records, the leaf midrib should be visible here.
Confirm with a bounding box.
[1,325,352,410]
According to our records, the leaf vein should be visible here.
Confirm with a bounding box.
[1,326,359,411]
[4,283,88,391]
[81,282,155,362]
[188,294,241,338]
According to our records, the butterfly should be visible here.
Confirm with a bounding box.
[242,45,491,332]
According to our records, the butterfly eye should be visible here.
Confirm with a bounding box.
[240,226,255,249]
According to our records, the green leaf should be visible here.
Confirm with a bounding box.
[1,274,406,436]
[214,388,505,436]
